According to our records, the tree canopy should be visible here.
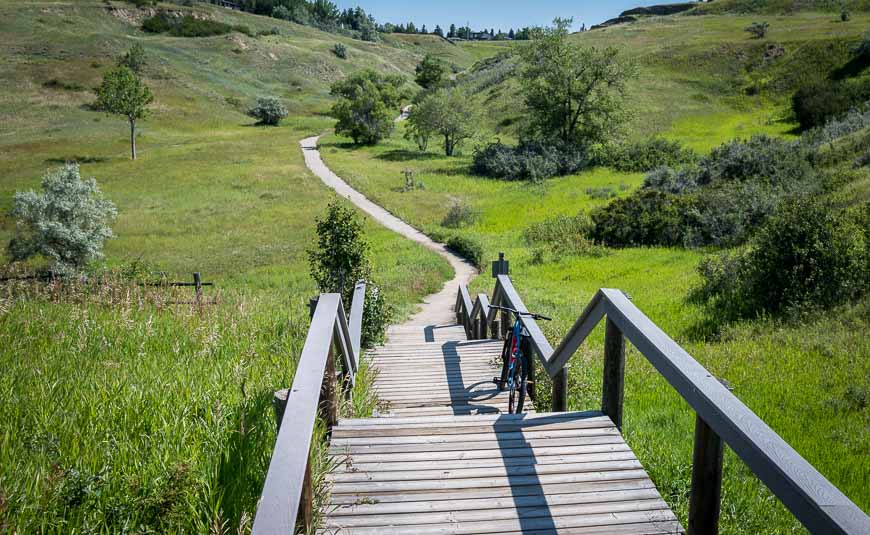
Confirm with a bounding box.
[330,69,405,144]
[406,87,480,156]
[518,18,636,147]
[414,54,447,89]
[94,66,153,160]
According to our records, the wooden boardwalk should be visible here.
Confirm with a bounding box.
[322,323,683,534]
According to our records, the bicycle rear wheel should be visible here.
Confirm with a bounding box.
[508,353,528,414]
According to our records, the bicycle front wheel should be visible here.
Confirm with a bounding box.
[508,353,528,414]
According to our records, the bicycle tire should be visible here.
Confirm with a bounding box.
[509,352,528,414]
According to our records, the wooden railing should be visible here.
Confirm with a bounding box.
[457,273,870,535]
[251,282,366,535]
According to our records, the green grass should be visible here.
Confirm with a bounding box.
[316,9,870,532]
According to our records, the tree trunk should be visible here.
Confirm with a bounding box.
[129,117,136,160]
[444,134,453,156]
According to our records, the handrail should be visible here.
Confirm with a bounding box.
[455,284,473,336]
[463,268,870,535]
[348,281,366,363]
[252,292,361,535]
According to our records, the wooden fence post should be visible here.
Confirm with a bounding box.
[689,414,724,535]
[193,272,203,309]
[602,317,626,431]
[272,389,288,433]
[552,366,568,412]
[297,457,314,533]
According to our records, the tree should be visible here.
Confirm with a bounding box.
[415,54,446,89]
[448,23,456,38]
[330,69,405,144]
[310,0,339,27]
[518,18,636,147]
[116,43,146,74]
[407,87,480,156]
[8,164,116,274]
[94,66,154,160]
[508,28,515,39]
[433,25,444,37]
[307,201,392,347]
[421,24,427,34]
[247,96,288,125]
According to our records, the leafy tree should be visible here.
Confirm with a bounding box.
[448,24,456,38]
[421,24,427,34]
[330,69,405,144]
[307,201,392,347]
[518,18,636,147]
[407,88,480,156]
[272,2,310,24]
[433,25,444,37]
[247,96,288,125]
[414,54,446,89]
[508,28,515,39]
[8,164,116,274]
[94,66,154,160]
[309,0,339,27]
[116,43,146,74]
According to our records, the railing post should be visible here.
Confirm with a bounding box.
[552,366,568,412]
[490,316,500,340]
[500,310,509,339]
[689,415,724,535]
[472,316,481,340]
[297,456,314,533]
[602,317,625,430]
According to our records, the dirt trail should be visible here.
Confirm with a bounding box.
[300,136,476,327]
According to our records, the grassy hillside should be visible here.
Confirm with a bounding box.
[318,7,870,533]
[0,1,456,532]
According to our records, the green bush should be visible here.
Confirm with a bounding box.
[8,164,117,274]
[333,43,348,59]
[745,21,769,39]
[141,14,238,38]
[696,198,869,319]
[792,80,856,130]
[604,138,697,172]
[523,212,604,257]
[446,235,484,268]
[246,96,288,126]
[590,190,686,247]
[471,141,589,182]
[696,135,812,187]
[441,201,480,228]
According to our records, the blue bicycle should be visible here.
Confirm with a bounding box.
[490,305,551,414]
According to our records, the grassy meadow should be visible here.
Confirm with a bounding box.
[0,1,453,532]
[317,8,870,533]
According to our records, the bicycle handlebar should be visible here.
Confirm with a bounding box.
[488,304,552,322]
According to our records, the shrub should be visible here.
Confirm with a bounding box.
[141,14,237,38]
[696,135,812,187]
[446,235,484,268]
[585,187,616,200]
[590,190,686,247]
[441,200,480,228]
[642,165,700,194]
[745,21,769,39]
[8,164,117,274]
[802,104,870,149]
[523,212,603,257]
[247,96,288,126]
[471,141,588,182]
[333,43,347,59]
[400,169,424,191]
[604,138,696,172]
[792,80,855,130]
[42,79,86,92]
[696,198,869,319]
[841,9,851,22]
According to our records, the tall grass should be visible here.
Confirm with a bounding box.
[0,274,364,533]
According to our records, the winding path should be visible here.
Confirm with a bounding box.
[300,136,476,327]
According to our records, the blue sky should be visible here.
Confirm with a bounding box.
[333,1,666,32]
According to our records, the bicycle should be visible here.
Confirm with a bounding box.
[489,305,551,414]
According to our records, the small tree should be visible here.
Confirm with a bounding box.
[841,9,851,22]
[330,69,404,144]
[414,54,446,89]
[519,18,636,148]
[247,96,288,125]
[307,202,392,347]
[745,22,769,39]
[408,88,480,156]
[117,43,147,74]
[94,66,153,160]
[333,43,348,59]
[8,164,116,274]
